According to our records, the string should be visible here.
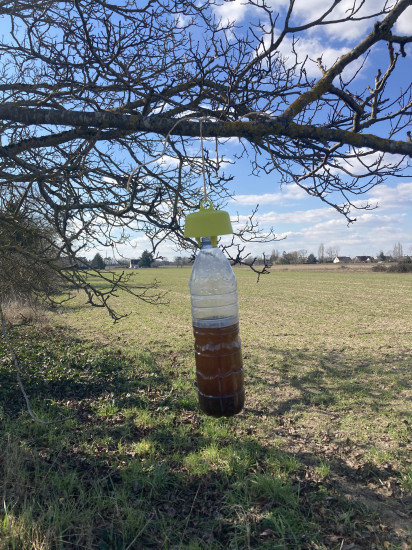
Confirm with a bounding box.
[200,119,207,202]
[126,118,185,192]
[215,137,219,178]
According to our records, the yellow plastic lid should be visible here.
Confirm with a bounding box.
[184,199,233,247]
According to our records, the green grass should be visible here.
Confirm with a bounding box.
[0,267,411,549]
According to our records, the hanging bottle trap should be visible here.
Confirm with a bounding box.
[184,199,245,417]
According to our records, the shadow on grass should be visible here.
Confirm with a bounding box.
[246,346,412,419]
[0,325,411,549]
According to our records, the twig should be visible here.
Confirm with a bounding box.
[125,513,154,550]
[126,117,186,192]
[179,481,202,548]
[0,303,75,424]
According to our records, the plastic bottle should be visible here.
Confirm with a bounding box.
[189,237,244,417]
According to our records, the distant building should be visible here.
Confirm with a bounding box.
[129,259,140,268]
[333,256,352,263]
[353,256,374,263]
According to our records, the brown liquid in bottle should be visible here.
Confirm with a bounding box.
[193,322,244,417]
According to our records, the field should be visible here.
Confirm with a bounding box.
[0,266,411,549]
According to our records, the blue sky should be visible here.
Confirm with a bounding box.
[113,1,412,261]
[2,2,410,261]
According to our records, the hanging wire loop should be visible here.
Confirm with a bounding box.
[199,119,208,202]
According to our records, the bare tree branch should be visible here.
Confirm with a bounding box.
[0,0,411,307]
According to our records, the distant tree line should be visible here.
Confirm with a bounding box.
[252,241,412,266]
[85,240,411,272]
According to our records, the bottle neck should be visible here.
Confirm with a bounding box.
[200,237,213,249]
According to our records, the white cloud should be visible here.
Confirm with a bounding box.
[128,235,151,247]
[366,181,412,209]
[331,150,408,177]
[231,185,308,205]
[289,0,389,42]
[250,1,397,83]
[228,179,412,257]
[175,13,191,28]
[213,0,251,26]
[240,213,409,257]
[258,31,364,79]
[156,155,181,168]
[231,181,412,227]
[280,35,348,77]
[355,212,405,225]
[232,206,339,228]
[395,5,412,34]
[103,176,120,185]
[261,207,338,225]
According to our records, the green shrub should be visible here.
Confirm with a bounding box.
[372,259,412,273]
[0,209,62,305]
[388,259,412,273]
[372,263,388,272]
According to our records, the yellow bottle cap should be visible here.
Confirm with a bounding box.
[184,199,233,247]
